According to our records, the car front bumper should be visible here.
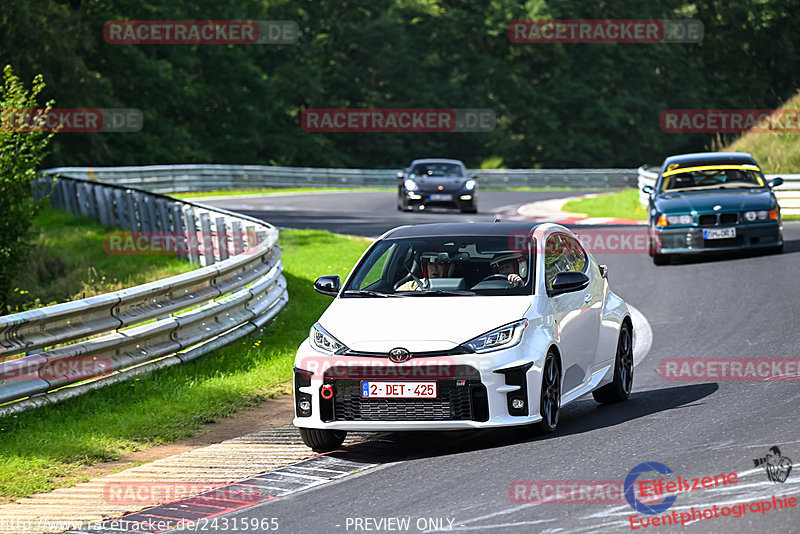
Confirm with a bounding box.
[404,189,476,209]
[651,221,782,254]
[292,339,547,431]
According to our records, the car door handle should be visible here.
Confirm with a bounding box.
[584,294,592,303]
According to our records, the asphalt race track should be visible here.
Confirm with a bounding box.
[183,191,800,533]
[202,190,593,237]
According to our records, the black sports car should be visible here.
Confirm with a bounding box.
[644,152,784,265]
[397,158,478,213]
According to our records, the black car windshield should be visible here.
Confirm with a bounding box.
[410,163,464,177]
[343,235,534,297]
[660,165,766,192]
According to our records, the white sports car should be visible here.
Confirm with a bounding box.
[293,222,633,451]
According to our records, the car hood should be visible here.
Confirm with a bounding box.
[654,189,775,213]
[318,295,532,352]
[412,176,466,191]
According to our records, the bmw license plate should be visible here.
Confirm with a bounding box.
[361,381,437,398]
[703,227,736,240]
[429,193,452,201]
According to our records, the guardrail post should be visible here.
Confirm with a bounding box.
[183,207,200,265]
[125,190,139,231]
[133,192,153,232]
[199,212,215,265]
[112,188,126,228]
[156,198,171,233]
[229,220,243,255]
[171,204,189,260]
[95,186,111,226]
[215,217,229,261]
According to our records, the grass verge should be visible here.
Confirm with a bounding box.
[0,229,372,500]
[4,208,196,313]
[562,189,647,220]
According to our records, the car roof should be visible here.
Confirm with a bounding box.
[661,152,758,169]
[409,158,466,166]
[383,222,541,239]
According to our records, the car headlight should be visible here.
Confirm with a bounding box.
[665,214,693,225]
[461,319,528,353]
[757,210,769,220]
[465,179,476,190]
[744,211,757,221]
[311,323,347,354]
[404,179,417,191]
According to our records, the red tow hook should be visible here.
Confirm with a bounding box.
[321,384,334,400]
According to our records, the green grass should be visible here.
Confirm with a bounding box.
[562,189,647,220]
[0,229,372,500]
[725,91,800,173]
[5,208,196,313]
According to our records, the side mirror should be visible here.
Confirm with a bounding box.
[471,174,478,179]
[396,171,404,179]
[770,177,784,188]
[313,275,341,297]
[550,271,590,296]
[642,185,655,195]
[599,264,608,279]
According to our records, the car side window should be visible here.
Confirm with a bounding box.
[544,234,587,290]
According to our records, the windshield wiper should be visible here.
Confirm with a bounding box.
[342,290,400,298]
[404,289,477,296]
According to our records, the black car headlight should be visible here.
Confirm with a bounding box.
[461,320,528,353]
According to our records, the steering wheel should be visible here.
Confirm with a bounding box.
[480,274,511,283]
[696,177,721,185]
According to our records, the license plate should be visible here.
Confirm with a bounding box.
[361,381,437,398]
[703,227,736,240]
[429,194,452,201]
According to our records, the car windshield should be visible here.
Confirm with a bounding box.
[343,235,534,296]
[410,163,464,177]
[660,166,766,192]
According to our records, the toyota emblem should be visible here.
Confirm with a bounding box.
[388,347,412,363]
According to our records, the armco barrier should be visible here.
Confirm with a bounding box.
[40,165,640,193]
[638,166,800,216]
[0,175,287,413]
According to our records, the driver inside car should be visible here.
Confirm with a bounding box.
[490,252,525,286]
[396,255,453,291]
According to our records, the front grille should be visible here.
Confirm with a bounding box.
[719,213,738,225]
[698,214,717,226]
[323,365,486,422]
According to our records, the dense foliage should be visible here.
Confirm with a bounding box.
[1,0,798,169]
[0,65,55,307]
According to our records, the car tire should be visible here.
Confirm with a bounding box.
[593,321,634,404]
[653,253,670,266]
[773,243,784,254]
[298,428,347,452]
[533,351,560,434]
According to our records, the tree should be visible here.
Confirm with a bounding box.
[0,65,56,309]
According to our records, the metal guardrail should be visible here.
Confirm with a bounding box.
[0,176,288,414]
[40,165,640,193]
[637,166,800,215]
